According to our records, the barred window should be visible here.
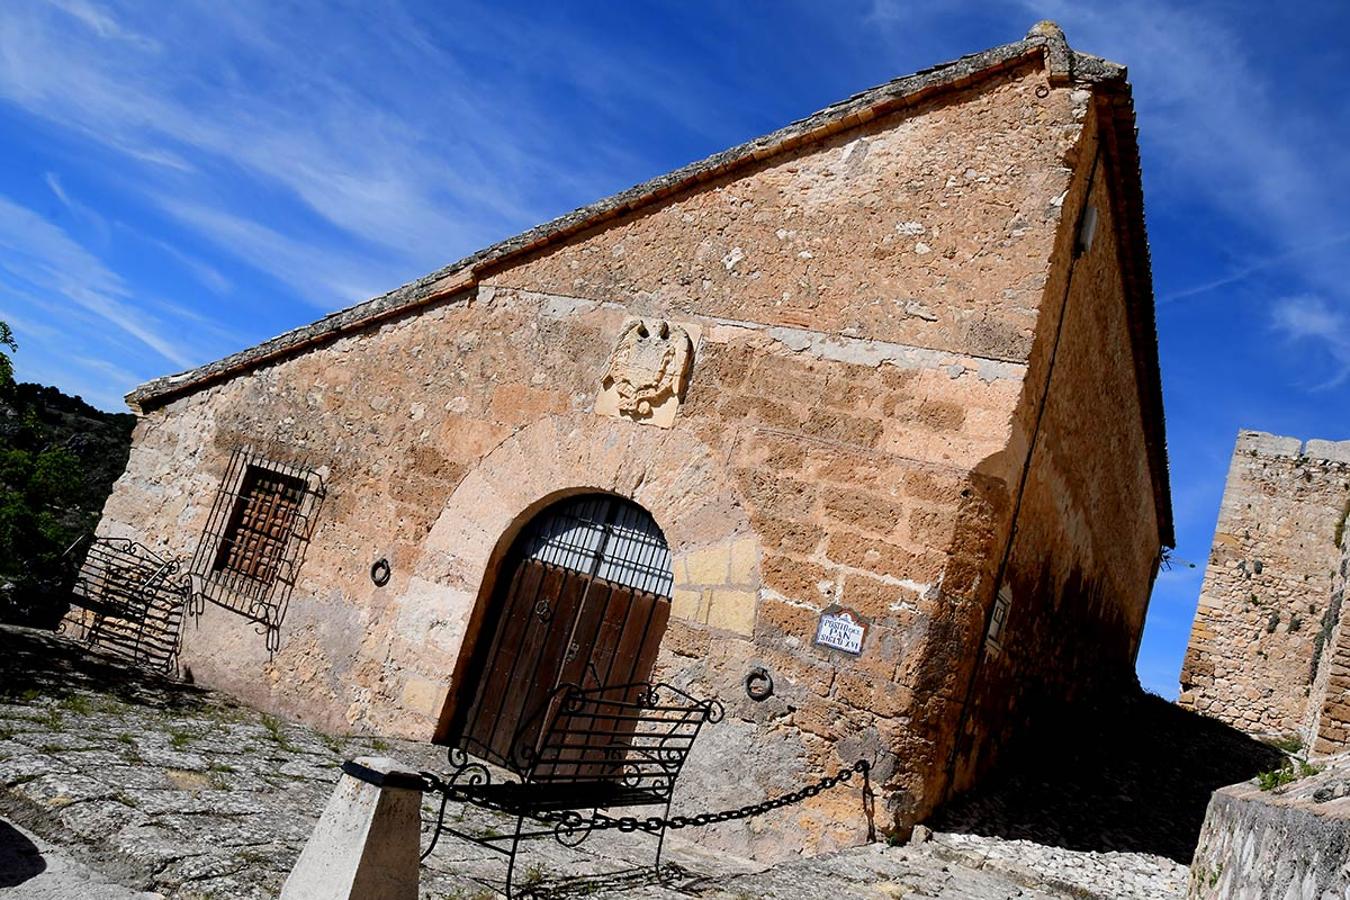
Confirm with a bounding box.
[518,494,672,596]
[213,466,307,585]
[191,447,324,642]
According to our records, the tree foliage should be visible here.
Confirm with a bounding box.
[0,321,15,393]
[0,323,135,626]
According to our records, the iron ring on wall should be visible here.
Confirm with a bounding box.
[745,666,774,702]
[370,558,391,587]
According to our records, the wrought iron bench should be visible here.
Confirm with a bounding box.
[59,537,191,674]
[422,681,723,897]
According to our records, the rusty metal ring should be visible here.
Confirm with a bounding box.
[745,666,774,702]
[1035,84,1050,99]
[370,558,391,587]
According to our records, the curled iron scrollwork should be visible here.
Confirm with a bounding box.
[511,740,538,772]
[445,747,492,790]
[552,810,594,847]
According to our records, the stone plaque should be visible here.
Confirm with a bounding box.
[814,606,867,656]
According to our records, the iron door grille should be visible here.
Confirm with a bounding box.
[451,494,674,765]
[518,494,673,597]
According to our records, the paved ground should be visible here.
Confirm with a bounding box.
[1,819,161,899]
[0,626,1187,898]
[932,686,1283,864]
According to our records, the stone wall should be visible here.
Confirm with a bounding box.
[1306,521,1350,756]
[88,52,1162,858]
[1187,752,1350,898]
[1179,433,1350,738]
[949,104,1163,793]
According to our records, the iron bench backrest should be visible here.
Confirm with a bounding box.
[67,537,190,672]
[518,682,722,802]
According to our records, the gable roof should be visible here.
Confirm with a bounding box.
[124,23,1171,546]
[128,23,1123,412]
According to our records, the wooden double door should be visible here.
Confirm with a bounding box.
[451,496,672,770]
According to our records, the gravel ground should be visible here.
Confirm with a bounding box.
[0,626,1189,898]
[929,831,1188,900]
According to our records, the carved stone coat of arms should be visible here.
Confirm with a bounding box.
[596,318,695,428]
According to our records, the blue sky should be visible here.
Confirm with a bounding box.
[1,0,1347,697]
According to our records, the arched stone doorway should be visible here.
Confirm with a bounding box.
[445,492,674,769]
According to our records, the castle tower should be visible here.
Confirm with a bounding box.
[1179,431,1350,744]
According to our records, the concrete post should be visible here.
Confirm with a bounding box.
[279,756,425,900]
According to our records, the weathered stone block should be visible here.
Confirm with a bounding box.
[280,757,422,900]
[727,537,760,585]
[671,587,704,622]
[683,545,731,586]
[706,588,758,636]
[398,677,446,718]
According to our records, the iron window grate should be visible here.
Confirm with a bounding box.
[190,446,325,647]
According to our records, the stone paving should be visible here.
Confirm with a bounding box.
[1,819,160,899]
[931,687,1282,866]
[0,626,1187,898]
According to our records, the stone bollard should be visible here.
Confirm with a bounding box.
[279,756,425,900]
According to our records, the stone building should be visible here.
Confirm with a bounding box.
[1179,430,1350,755]
[78,24,1171,856]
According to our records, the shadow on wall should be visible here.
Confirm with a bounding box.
[930,687,1285,863]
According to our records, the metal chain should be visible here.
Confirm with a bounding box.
[420,759,871,842]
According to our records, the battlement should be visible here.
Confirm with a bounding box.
[1233,429,1350,465]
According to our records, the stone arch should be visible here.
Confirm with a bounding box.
[414,413,755,742]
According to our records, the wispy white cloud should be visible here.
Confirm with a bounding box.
[46,168,232,298]
[42,170,112,246]
[1271,294,1350,385]
[0,192,197,367]
[46,0,159,49]
[153,198,392,308]
[72,353,144,387]
[43,172,72,208]
[140,235,232,296]
[1162,231,1350,304]
[0,0,761,321]
[0,1,549,274]
[0,302,62,343]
